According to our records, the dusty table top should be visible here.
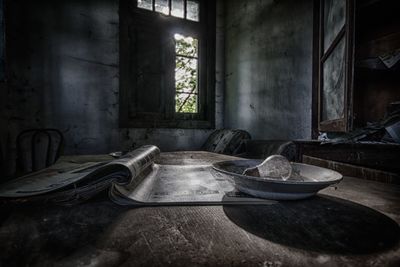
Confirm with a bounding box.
[0,151,399,266]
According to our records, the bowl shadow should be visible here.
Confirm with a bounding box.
[223,195,400,254]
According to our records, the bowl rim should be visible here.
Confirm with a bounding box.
[212,159,343,186]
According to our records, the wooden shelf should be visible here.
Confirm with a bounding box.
[358,0,384,9]
[356,31,400,60]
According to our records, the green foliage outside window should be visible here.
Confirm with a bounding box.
[175,34,198,113]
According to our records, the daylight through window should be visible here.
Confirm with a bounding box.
[137,0,200,21]
[175,33,198,113]
[120,0,215,128]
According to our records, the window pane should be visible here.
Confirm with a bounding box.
[176,93,198,113]
[155,0,169,15]
[322,36,346,121]
[138,0,153,11]
[175,34,198,113]
[174,33,198,57]
[324,0,346,52]
[187,0,199,21]
[171,0,184,18]
[176,56,198,94]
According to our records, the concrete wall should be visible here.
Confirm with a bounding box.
[224,0,313,140]
[2,0,224,158]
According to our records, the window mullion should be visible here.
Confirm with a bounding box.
[176,54,198,60]
[184,0,187,19]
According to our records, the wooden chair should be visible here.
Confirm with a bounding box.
[17,129,64,174]
[202,129,251,155]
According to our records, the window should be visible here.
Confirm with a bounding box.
[174,34,199,113]
[119,0,215,128]
[137,0,200,21]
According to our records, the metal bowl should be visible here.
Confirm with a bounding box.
[213,160,343,200]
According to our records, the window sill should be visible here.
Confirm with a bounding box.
[119,118,214,129]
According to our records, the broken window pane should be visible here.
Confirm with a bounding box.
[155,0,169,15]
[171,0,184,18]
[175,33,198,113]
[187,0,199,21]
[138,0,153,11]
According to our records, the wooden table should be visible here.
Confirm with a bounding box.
[0,152,399,266]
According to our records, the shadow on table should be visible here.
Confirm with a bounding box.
[223,195,400,254]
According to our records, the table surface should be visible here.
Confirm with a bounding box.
[0,151,399,266]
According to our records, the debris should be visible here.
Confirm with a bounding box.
[321,102,400,144]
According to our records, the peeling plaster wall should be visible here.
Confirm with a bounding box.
[0,0,4,81]
[224,0,313,140]
[215,0,225,128]
[3,0,223,159]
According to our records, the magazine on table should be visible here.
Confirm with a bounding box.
[0,145,272,206]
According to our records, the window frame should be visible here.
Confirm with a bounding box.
[119,0,216,129]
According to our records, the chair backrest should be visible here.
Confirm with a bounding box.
[202,129,251,155]
[17,129,63,173]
